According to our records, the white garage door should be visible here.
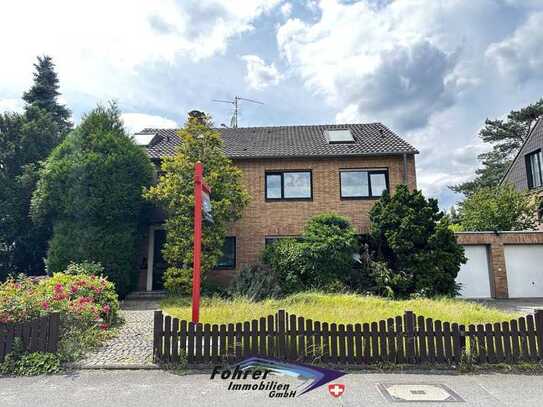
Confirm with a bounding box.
[456,245,491,298]
[504,245,543,298]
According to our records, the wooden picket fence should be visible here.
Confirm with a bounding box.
[153,309,543,366]
[0,313,61,362]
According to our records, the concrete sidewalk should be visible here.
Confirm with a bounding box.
[1,370,543,407]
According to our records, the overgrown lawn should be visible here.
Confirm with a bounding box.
[161,292,519,325]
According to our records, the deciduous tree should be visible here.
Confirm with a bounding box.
[144,112,250,294]
[458,184,537,231]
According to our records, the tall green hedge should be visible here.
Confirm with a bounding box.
[31,103,153,297]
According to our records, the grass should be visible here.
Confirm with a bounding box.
[161,292,520,325]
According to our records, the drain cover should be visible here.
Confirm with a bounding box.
[378,383,464,402]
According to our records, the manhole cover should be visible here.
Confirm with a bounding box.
[377,383,464,402]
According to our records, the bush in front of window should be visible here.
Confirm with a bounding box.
[262,213,358,293]
[369,185,466,298]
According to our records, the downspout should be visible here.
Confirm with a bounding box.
[402,153,408,185]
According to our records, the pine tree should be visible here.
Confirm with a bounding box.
[451,99,543,196]
[22,55,71,135]
[0,56,71,280]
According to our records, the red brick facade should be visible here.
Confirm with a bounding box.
[213,154,417,283]
[138,153,417,290]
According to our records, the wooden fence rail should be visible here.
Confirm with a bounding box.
[153,309,543,366]
[0,313,61,362]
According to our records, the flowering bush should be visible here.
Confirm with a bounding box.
[0,272,119,327]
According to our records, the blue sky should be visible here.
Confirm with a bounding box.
[1,0,543,208]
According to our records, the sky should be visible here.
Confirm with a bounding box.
[1,0,543,209]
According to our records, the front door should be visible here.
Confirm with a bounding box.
[153,229,167,290]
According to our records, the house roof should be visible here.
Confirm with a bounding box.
[137,123,418,160]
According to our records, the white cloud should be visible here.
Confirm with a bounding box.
[121,113,177,134]
[241,55,283,89]
[486,12,543,83]
[276,0,463,131]
[280,2,292,18]
[0,0,282,111]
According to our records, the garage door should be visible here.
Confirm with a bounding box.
[456,245,491,298]
[504,245,543,298]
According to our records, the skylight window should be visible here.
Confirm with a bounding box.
[133,133,156,146]
[326,129,354,144]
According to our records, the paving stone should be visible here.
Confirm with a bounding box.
[76,300,159,368]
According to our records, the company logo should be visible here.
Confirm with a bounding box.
[328,383,345,398]
[210,357,346,398]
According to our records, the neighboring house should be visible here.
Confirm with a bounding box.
[501,117,543,223]
[134,124,418,291]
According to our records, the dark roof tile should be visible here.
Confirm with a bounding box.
[138,123,418,160]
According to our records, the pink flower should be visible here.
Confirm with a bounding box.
[102,304,111,314]
[99,323,109,330]
[41,301,49,310]
[71,286,78,294]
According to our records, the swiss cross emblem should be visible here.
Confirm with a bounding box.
[328,383,345,398]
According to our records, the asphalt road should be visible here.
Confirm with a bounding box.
[2,370,543,407]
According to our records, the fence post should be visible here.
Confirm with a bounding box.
[535,309,543,361]
[404,311,415,364]
[277,310,287,360]
[47,313,60,353]
[153,310,164,362]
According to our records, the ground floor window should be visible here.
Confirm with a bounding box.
[216,236,236,269]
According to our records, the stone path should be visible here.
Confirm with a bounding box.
[76,300,159,369]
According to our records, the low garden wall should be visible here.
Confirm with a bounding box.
[154,310,543,366]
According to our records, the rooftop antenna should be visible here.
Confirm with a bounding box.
[212,96,264,128]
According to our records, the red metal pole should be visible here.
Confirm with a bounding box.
[192,161,203,323]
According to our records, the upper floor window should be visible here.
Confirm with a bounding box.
[265,171,312,200]
[340,169,388,199]
[526,149,543,189]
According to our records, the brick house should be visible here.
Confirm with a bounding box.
[134,124,418,291]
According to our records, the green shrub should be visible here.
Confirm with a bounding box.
[298,213,358,287]
[163,267,193,296]
[0,272,120,375]
[63,261,104,276]
[262,238,304,294]
[262,213,358,294]
[370,185,466,298]
[229,264,283,301]
[1,352,62,376]
[0,273,119,326]
[0,338,61,376]
[31,103,154,297]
